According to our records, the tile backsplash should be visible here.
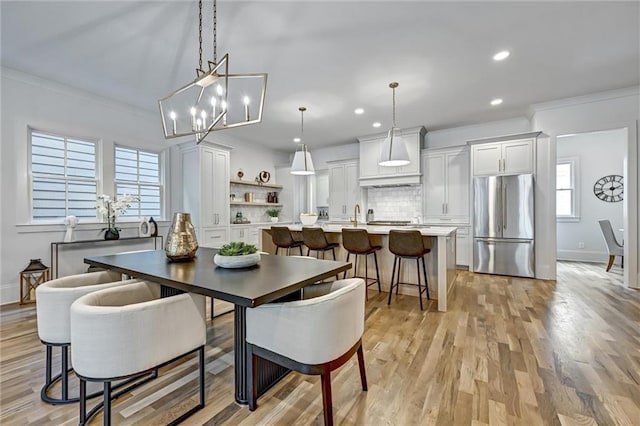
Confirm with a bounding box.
[366,186,423,221]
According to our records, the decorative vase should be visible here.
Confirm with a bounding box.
[165,212,198,261]
[104,228,120,240]
[270,217,279,223]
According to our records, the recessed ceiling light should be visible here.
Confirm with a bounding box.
[493,50,510,61]
[354,108,365,115]
[293,137,301,143]
[372,122,381,128]
[490,98,503,106]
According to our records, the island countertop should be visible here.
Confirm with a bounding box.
[260,224,457,237]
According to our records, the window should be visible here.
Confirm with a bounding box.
[30,131,98,221]
[556,158,579,219]
[115,146,162,219]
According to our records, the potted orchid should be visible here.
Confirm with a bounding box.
[96,194,139,240]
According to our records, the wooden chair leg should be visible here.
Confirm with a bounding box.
[606,255,615,272]
[357,343,367,391]
[320,371,333,426]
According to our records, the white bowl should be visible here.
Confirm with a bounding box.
[300,213,319,226]
[214,253,261,268]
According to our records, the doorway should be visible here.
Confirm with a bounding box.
[555,128,627,277]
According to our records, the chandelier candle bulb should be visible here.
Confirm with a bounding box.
[170,111,177,134]
[190,107,197,130]
[222,100,228,125]
[244,96,250,121]
[201,110,207,126]
[211,97,217,118]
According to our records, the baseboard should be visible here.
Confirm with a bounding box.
[556,249,619,264]
[1,282,19,305]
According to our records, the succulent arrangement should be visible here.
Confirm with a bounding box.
[217,241,258,256]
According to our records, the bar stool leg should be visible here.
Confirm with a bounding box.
[373,252,381,293]
[396,258,402,295]
[388,257,397,305]
[416,258,424,311]
[422,256,430,300]
[275,247,280,256]
[61,346,69,401]
[299,246,303,255]
[364,254,369,301]
[344,253,351,279]
[331,248,336,260]
[103,382,112,426]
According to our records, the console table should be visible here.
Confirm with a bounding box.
[50,236,163,278]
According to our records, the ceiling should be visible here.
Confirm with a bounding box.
[2,1,638,151]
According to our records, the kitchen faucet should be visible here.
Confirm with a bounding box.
[352,204,360,227]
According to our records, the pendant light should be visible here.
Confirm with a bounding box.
[158,0,267,144]
[379,82,410,167]
[290,107,315,175]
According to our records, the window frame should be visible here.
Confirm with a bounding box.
[113,144,165,221]
[556,156,580,222]
[28,128,101,224]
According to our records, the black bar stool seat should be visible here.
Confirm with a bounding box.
[387,230,431,310]
[341,228,382,300]
[271,226,304,256]
[301,227,339,260]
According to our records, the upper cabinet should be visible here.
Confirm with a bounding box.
[469,132,540,176]
[423,146,470,224]
[328,160,360,220]
[358,126,426,186]
[181,142,230,247]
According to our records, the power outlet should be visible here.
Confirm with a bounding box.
[578,242,585,249]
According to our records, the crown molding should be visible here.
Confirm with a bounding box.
[529,86,640,114]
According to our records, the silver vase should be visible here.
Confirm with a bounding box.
[165,213,198,261]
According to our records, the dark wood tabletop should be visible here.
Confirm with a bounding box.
[84,247,351,307]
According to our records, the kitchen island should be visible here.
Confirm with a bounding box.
[261,224,457,311]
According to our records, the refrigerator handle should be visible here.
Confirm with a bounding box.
[502,183,507,230]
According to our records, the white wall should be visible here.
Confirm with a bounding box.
[0,68,172,303]
[556,130,626,262]
[531,87,639,287]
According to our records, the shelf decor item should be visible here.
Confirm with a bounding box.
[96,194,139,240]
[266,208,281,223]
[20,258,50,304]
[165,212,199,261]
[214,242,260,268]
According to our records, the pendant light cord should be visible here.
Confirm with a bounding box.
[198,0,218,70]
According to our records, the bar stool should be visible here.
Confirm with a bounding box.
[387,230,431,311]
[271,226,304,255]
[302,227,339,259]
[341,228,381,300]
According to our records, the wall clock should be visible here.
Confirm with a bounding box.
[593,174,623,202]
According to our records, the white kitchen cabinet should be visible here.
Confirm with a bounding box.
[456,226,470,267]
[328,160,360,220]
[181,142,230,246]
[471,137,535,176]
[230,225,260,245]
[358,126,425,186]
[423,147,470,224]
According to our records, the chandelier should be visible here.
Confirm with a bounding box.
[379,82,409,166]
[290,107,315,175]
[158,0,267,144]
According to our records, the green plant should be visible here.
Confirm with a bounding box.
[265,208,281,218]
[218,241,258,256]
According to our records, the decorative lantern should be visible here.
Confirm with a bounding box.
[20,259,50,304]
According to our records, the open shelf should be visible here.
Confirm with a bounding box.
[230,201,282,207]
[230,179,283,189]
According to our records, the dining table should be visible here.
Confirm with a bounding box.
[84,247,351,405]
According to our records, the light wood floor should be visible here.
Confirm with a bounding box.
[1,261,639,425]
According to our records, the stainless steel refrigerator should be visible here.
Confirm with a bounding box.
[473,174,535,278]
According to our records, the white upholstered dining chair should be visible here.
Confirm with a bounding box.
[245,278,367,426]
[598,219,624,271]
[35,270,134,404]
[70,281,207,425]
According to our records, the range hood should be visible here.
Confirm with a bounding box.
[357,126,426,187]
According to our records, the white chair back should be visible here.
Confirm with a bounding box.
[246,278,365,365]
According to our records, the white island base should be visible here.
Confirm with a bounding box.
[261,225,457,311]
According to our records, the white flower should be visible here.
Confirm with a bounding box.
[97,194,140,225]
